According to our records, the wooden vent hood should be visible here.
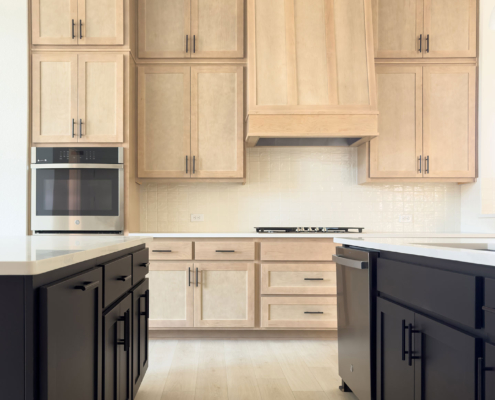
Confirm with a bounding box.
[246,0,378,147]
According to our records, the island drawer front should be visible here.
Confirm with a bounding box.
[148,241,193,260]
[103,255,133,308]
[260,241,336,261]
[485,278,495,341]
[377,259,482,329]
[261,297,337,328]
[261,264,336,295]
[194,241,255,260]
[132,247,149,286]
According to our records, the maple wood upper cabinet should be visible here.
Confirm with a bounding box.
[372,0,477,58]
[32,52,124,144]
[32,0,124,45]
[138,0,244,59]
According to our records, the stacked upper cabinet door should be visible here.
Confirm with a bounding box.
[373,0,477,58]
[32,53,124,144]
[138,0,244,59]
[32,0,124,45]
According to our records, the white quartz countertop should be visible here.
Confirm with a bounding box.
[0,236,152,276]
[334,237,495,267]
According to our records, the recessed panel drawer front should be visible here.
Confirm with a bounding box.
[261,296,337,328]
[485,278,495,342]
[132,247,149,285]
[377,259,481,329]
[194,241,255,260]
[148,241,193,260]
[261,264,336,295]
[103,255,133,308]
[260,241,336,261]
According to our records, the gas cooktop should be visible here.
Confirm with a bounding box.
[255,227,364,233]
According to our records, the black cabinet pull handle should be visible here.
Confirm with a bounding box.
[79,19,83,39]
[72,118,75,138]
[186,155,188,173]
[426,34,430,53]
[140,290,150,319]
[188,267,191,287]
[418,155,422,173]
[483,306,495,314]
[79,119,83,138]
[193,35,196,53]
[402,320,408,361]
[75,281,99,291]
[419,34,422,52]
[408,323,421,366]
[196,267,199,287]
[304,311,324,314]
[117,311,130,352]
[72,19,75,39]
[117,275,132,282]
[193,156,196,174]
[425,156,429,174]
[139,263,149,268]
[153,250,171,253]
[186,35,189,53]
[304,278,324,280]
[216,250,235,253]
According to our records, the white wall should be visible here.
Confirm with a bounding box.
[0,2,28,235]
[461,0,495,233]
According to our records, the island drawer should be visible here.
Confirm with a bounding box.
[194,241,255,260]
[485,278,495,342]
[377,259,482,329]
[148,240,193,260]
[260,241,336,261]
[261,297,337,328]
[132,247,149,285]
[103,255,133,308]
[261,264,336,295]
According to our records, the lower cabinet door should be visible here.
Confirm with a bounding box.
[376,298,415,400]
[40,268,102,400]
[413,313,479,400]
[486,343,495,399]
[132,279,149,398]
[103,293,132,400]
[194,263,255,327]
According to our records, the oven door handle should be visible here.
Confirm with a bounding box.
[31,164,124,169]
[332,255,368,270]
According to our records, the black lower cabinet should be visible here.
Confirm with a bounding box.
[485,343,495,400]
[40,267,103,400]
[132,279,149,398]
[377,298,481,400]
[104,293,132,400]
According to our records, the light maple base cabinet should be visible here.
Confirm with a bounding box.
[147,238,337,332]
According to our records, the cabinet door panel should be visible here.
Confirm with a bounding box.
[191,0,244,58]
[423,65,476,178]
[40,268,102,400]
[486,343,495,400]
[78,53,124,143]
[132,279,149,398]
[424,0,477,58]
[32,0,78,45]
[138,66,191,178]
[138,0,190,58]
[372,0,423,58]
[376,298,415,400]
[149,263,194,328]
[194,263,255,327]
[191,66,244,178]
[414,313,479,400]
[32,53,78,143]
[371,65,423,178]
[78,0,124,45]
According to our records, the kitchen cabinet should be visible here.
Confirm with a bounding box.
[377,298,480,400]
[103,293,132,400]
[132,279,149,398]
[372,0,477,58]
[486,343,495,400]
[40,267,102,400]
[32,0,124,45]
[138,0,244,59]
[361,63,476,182]
[138,65,244,179]
[32,52,124,144]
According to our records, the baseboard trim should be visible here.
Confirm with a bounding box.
[149,329,338,339]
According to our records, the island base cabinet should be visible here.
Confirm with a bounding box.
[486,343,495,400]
[377,298,480,400]
[40,267,103,400]
[132,279,149,398]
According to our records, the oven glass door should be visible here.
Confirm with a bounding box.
[36,168,120,217]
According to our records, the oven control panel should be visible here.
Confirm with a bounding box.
[34,148,123,164]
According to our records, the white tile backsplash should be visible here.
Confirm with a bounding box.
[140,147,461,233]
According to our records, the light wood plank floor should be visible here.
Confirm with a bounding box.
[135,339,358,400]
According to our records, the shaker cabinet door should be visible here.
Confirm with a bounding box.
[32,0,78,45]
[40,268,102,400]
[77,0,124,45]
[132,279,149,398]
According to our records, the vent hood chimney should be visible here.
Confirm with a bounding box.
[246,0,378,147]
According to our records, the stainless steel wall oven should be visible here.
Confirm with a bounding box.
[31,147,124,234]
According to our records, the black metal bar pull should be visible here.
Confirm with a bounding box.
[193,35,196,53]
[186,155,189,173]
[193,156,196,174]
[426,34,430,53]
[402,320,408,361]
[79,119,83,138]
[216,250,235,253]
[139,263,150,268]
[75,281,99,291]
[186,35,189,53]
[304,312,324,314]
[304,278,324,281]
[79,20,83,39]
[419,34,422,52]
[72,118,75,138]
[418,155,422,173]
[117,312,130,351]
[72,19,76,39]
[153,250,172,253]
[425,156,430,174]
[117,275,132,282]
[140,291,150,318]
[196,267,199,287]
[408,324,421,366]
[188,267,191,287]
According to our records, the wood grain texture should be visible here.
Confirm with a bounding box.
[148,241,193,260]
[194,340,229,400]
[195,241,255,261]
[260,240,336,261]
[78,0,124,45]
[162,340,200,392]
[32,0,78,45]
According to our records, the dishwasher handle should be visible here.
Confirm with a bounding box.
[332,254,368,270]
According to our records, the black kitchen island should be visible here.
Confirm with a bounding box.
[0,236,151,400]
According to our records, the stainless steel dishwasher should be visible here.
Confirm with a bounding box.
[332,245,379,400]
